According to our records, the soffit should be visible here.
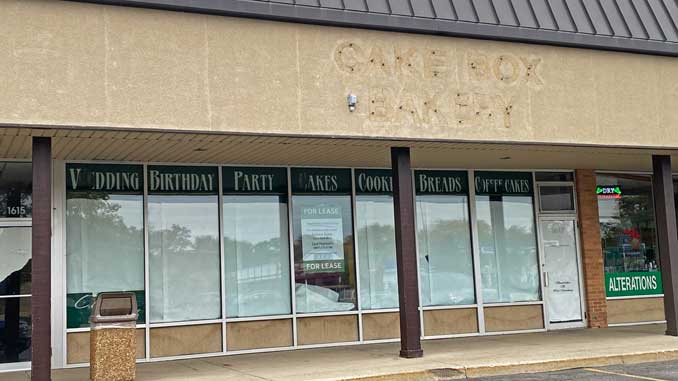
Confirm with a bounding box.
[0,127,673,172]
[72,0,678,56]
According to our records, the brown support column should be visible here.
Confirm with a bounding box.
[652,155,678,336]
[32,137,52,380]
[391,147,423,358]
[574,170,608,328]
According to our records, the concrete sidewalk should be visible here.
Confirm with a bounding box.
[5,324,678,381]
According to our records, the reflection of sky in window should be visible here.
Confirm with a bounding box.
[0,227,31,291]
[108,195,143,229]
[148,195,219,239]
[357,196,394,227]
[223,196,285,244]
[416,196,467,224]
[501,197,534,230]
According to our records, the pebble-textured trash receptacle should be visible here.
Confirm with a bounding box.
[90,292,138,381]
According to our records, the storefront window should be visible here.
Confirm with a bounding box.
[0,297,31,364]
[598,174,662,297]
[415,170,475,306]
[0,228,31,364]
[476,171,540,303]
[0,162,32,364]
[148,166,221,323]
[223,167,291,317]
[291,168,356,313]
[66,164,145,328]
[0,162,31,218]
[355,169,397,310]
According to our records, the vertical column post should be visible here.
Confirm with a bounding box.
[652,155,678,336]
[574,169,608,328]
[32,137,52,380]
[391,147,423,358]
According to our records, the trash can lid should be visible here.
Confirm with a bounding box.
[90,292,138,324]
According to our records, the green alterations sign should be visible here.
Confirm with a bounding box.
[605,271,663,297]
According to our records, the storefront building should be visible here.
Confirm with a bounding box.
[0,0,677,377]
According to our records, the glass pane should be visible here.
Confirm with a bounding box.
[417,195,475,306]
[293,195,356,313]
[598,174,659,273]
[542,220,582,322]
[534,172,573,182]
[66,195,144,328]
[0,297,31,364]
[356,195,398,310]
[0,162,31,218]
[539,185,575,212]
[223,196,291,318]
[0,227,31,296]
[478,196,540,303]
[149,195,221,322]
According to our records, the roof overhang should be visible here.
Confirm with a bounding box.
[70,0,678,57]
[3,125,677,172]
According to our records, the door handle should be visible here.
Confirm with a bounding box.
[543,271,549,287]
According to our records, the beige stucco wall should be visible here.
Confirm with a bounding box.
[1,0,677,148]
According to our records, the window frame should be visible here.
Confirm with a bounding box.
[596,171,663,300]
[58,161,572,364]
[0,160,32,371]
[536,182,577,214]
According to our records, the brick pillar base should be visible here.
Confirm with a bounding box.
[575,169,608,328]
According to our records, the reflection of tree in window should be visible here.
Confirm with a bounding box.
[416,196,475,307]
[67,195,143,293]
[477,196,539,303]
[223,196,291,317]
[0,162,32,218]
[66,193,145,327]
[148,195,221,323]
[357,195,397,310]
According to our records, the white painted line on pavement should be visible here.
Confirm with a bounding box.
[583,368,668,381]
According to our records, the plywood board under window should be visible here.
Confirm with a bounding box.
[423,308,478,336]
[484,305,544,332]
[362,312,400,340]
[66,329,145,364]
[297,315,359,345]
[150,324,222,358]
[608,297,665,325]
[226,319,293,351]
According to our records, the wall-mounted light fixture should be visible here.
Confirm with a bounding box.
[347,93,357,112]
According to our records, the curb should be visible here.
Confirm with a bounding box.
[340,349,678,380]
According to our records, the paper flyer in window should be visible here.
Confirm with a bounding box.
[300,206,345,273]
